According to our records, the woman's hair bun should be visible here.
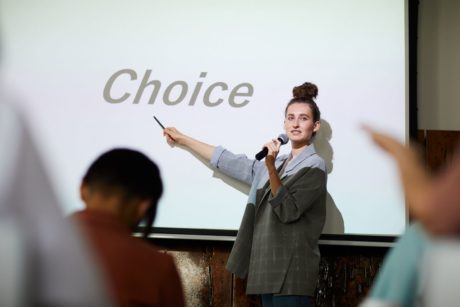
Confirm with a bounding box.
[292,82,318,99]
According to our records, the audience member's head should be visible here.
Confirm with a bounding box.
[81,148,163,237]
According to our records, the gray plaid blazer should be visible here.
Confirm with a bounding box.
[210,144,327,296]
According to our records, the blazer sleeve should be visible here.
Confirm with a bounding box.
[268,165,327,224]
[210,146,262,185]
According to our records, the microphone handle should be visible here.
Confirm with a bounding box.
[255,147,269,161]
[255,137,284,161]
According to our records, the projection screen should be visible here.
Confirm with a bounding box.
[0,0,409,242]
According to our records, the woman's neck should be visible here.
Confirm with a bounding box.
[291,141,310,157]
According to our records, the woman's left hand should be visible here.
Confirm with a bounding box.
[263,138,281,168]
[263,139,283,195]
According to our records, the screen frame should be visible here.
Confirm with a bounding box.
[0,1,418,245]
[136,226,398,247]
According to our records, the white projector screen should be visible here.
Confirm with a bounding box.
[1,0,408,238]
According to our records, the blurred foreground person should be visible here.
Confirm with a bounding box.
[72,148,185,307]
[0,89,113,307]
[360,127,460,307]
[365,128,460,235]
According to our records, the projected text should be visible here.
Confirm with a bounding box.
[103,69,254,107]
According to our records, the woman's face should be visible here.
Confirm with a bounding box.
[284,102,320,147]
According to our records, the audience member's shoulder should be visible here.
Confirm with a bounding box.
[133,237,175,262]
[135,239,180,278]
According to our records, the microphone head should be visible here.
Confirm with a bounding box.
[278,133,289,145]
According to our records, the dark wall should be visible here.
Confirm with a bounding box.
[154,240,387,307]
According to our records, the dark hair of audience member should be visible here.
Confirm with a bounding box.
[82,149,163,238]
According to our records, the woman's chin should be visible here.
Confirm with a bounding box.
[290,138,310,147]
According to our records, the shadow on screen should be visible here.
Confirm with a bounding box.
[314,118,344,234]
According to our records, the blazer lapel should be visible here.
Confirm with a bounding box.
[281,144,317,178]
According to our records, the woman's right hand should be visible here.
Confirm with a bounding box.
[163,127,185,146]
[163,127,215,160]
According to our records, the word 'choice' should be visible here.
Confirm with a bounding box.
[103,69,254,107]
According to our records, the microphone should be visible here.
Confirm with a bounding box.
[255,133,289,160]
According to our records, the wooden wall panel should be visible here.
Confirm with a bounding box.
[425,130,460,172]
[166,248,209,307]
[210,246,233,307]
[160,241,386,307]
[232,277,261,307]
[314,247,385,307]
